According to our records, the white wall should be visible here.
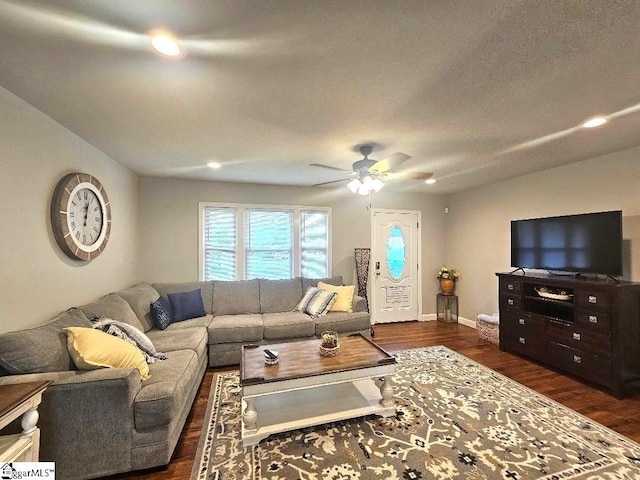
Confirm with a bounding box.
[139,177,447,314]
[0,87,140,333]
[445,146,640,323]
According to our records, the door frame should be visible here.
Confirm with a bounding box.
[369,208,422,327]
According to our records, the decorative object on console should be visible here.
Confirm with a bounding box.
[50,172,111,261]
[354,248,370,308]
[263,349,279,365]
[319,330,340,357]
[436,265,460,294]
[534,286,573,301]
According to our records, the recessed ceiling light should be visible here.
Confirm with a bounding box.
[206,161,222,169]
[148,30,185,59]
[425,178,436,184]
[581,116,608,128]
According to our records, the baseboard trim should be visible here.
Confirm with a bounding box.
[420,314,476,329]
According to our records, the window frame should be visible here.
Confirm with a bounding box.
[198,202,331,281]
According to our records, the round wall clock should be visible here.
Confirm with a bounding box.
[50,172,111,261]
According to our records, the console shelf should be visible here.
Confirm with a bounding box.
[496,272,640,398]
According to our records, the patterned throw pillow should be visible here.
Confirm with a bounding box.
[150,297,173,330]
[294,287,338,318]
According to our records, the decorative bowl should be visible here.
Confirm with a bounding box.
[319,343,341,357]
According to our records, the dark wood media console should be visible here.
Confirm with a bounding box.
[496,272,640,398]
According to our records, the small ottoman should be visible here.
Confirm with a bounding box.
[477,313,499,345]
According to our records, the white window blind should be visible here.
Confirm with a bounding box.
[200,204,330,281]
[245,210,292,279]
[202,208,236,280]
[300,211,329,278]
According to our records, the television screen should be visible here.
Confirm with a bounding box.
[511,210,622,276]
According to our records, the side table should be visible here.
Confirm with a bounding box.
[0,380,52,462]
[437,293,458,322]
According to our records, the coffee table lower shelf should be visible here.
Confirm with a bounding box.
[241,378,394,447]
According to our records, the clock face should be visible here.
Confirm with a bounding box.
[51,173,111,261]
[68,187,104,246]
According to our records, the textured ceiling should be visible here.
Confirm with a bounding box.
[1,0,639,194]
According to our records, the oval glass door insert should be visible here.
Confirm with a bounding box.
[387,225,406,280]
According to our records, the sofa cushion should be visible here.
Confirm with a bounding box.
[208,314,263,344]
[65,327,150,380]
[263,312,315,339]
[259,278,303,314]
[0,308,91,374]
[134,349,199,429]
[150,297,173,330]
[313,311,371,335]
[302,276,343,291]
[164,315,211,331]
[116,283,160,332]
[153,282,214,314]
[78,293,145,332]
[318,281,355,312]
[212,280,260,315]
[168,289,206,322]
[146,328,208,358]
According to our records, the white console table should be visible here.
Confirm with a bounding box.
[0,381,51,462]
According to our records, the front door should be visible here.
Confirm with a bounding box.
[370,210,421,325]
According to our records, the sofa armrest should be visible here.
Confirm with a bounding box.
[0,368,141,479]
[352,294,368,312]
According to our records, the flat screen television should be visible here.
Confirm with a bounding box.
[510,210,623,276]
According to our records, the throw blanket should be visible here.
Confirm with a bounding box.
[92,317,167,364]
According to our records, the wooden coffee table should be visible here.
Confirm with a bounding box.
[240,334,396,447]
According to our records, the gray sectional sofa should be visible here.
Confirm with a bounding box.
[0,276,369,479]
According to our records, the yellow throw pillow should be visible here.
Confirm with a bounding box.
[65,327,150,380]
[318,281,355,313]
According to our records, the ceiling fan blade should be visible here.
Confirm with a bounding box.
[370,153,411,173]
[311,178,349,187]
[310,163,352,172]
[387,171,433,181]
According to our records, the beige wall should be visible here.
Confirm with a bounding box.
[139,177,447,313]
[0,87,140,333]
[445,146,640,323]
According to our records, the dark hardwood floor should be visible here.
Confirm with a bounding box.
[107,321,640,479]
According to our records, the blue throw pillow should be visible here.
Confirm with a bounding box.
[168,289,206,322]
[150,297,173,330]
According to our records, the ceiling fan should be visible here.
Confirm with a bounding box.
[310,145,433,195]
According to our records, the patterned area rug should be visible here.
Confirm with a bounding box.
[191,346,640,479]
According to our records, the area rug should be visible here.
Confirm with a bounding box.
[190,346,640,479]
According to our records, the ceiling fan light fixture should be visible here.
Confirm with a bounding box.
[357,185,370,196]
[149,30,186,59]
[347,178,361,193]
[371,177,385,192]
[581,116,608,128]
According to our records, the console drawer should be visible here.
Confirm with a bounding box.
[500,294,522,311]
[575,310,611,333]
[546,320,611,358]
[575,290,610,312]
[546,341,612,388]
[501,329,545,359]
[501,314,545,334]
[500,278,521,294]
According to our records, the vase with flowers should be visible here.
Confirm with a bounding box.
[437,266,460,294]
